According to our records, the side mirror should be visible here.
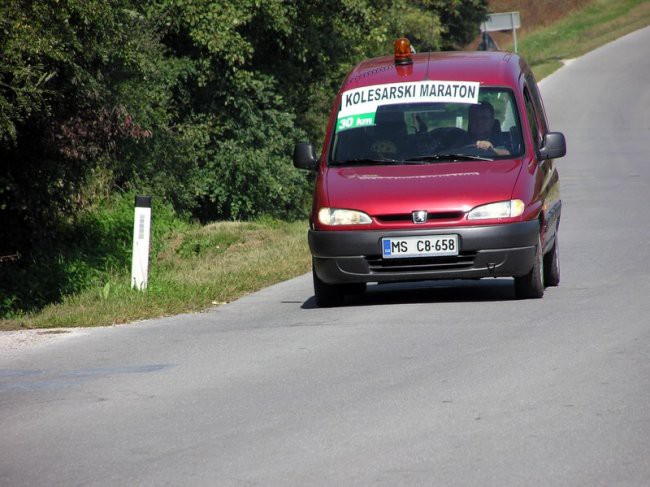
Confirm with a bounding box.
[293,143,319,170]
[539,132,566,160]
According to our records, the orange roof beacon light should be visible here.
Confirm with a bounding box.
[394,37,413,65]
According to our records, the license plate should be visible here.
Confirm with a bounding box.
[382,234,459,259]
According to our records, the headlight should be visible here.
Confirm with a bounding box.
[318,208,372,225]
[467,199,525,220]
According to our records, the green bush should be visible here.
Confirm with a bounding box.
[197,143,311,222]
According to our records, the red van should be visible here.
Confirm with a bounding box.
[294,39,566,306]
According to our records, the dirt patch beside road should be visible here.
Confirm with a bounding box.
[0,328,87,358]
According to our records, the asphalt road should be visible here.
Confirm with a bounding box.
[2,27,650,486]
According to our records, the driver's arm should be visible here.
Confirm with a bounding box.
[476,139,510,155]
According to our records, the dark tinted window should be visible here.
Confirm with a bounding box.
[524,88,542,151]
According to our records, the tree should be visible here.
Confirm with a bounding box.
[0,1,164,254]
[434,0,488,49]
[0,0,488,252]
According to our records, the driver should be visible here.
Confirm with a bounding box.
[468,102,510,155]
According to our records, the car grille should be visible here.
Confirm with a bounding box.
[375,212,464,223]
[365,252,477,273]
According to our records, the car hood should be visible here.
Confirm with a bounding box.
[324,160,524,216]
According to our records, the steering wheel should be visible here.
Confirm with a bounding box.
[412,133,442,155]
[429,127,472,150]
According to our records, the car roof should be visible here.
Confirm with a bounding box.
[340,51,525,93]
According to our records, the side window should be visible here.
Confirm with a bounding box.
[525,74,549,134]
[523,88,542,152]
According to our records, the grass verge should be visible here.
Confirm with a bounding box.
[0,219,311,330]
[505,0,650,79]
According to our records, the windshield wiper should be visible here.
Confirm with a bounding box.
[405,153,493,162]
[330,157,405,166]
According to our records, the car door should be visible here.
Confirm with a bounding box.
[523,81,561,251]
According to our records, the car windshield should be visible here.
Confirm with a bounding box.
[330,87,524,166]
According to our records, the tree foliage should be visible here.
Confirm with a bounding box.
[0,0,487,259]
[1,0,166,254]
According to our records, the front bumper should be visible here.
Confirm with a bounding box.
[310,220,539,284]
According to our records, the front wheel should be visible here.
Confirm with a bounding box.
[514,234,544,299]
[313,266,345,307]
[543,235,560,287]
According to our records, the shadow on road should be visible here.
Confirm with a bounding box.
[301,278,516,309]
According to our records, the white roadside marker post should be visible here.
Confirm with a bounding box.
[131,195,152,291]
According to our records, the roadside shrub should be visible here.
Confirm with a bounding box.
[196,142,311,222]
[193,99,312,222]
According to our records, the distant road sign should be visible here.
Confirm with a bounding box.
[480,11,521,52]
[480,12,521,32]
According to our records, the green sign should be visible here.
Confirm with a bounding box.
[336,112,376,133]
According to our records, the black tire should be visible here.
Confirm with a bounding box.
[543,235,560,287]
[342,282,367,295]
[313,267,345,307]
[514,234,544,299]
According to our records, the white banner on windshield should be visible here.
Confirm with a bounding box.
[336,80,480,132]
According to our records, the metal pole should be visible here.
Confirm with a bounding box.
[511,12,518,53]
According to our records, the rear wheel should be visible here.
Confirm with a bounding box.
[514,234,544,299]
[313,266,345,307]
[543,235,560,287]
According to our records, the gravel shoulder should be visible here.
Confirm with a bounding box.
[0,328,88,359]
